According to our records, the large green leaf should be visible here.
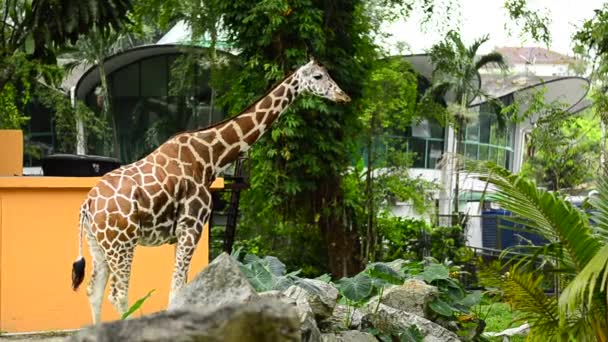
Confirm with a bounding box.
[417,263,450,283]
[263,256,286,276]
[366,262,406,285]
[456,290,482,308]
[240,262,274,292]
[429,298,454,317]
[336,273,373,303]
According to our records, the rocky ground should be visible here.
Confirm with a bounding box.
[1,253,463,341]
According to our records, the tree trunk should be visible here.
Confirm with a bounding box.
[97,63,120,159]
[364,115,376,263]
[317,176,362,278]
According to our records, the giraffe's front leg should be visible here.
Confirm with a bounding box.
[168,216,208,305]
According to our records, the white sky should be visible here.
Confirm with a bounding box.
[382,0,607,55]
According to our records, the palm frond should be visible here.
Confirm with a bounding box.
[589,176,608,243]
[474,163,601,272]
[475,52,508,71]
[503,266,560,339]
[467,34,490,59]
[559,244,608,317]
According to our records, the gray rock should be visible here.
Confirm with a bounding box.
[168,252,258,311]
[362,304,460,342]
[284,280,339,320]
[70,298,300,342]
[367,279,438,318]
[321,331,377,342]
[319,304,364,331]
[260,291,321,342]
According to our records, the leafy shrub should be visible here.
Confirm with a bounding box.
[378,215,430,261]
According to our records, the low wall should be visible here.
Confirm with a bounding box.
[0,176,223,333]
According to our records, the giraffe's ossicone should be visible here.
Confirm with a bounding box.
[71,58,351,324]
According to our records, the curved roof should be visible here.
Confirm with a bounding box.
[469,73,590,114]
[403,54,590,115]
[69,44,232,100]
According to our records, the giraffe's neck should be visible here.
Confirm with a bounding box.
[194,72,301,171]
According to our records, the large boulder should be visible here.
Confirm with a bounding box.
[260,291,322,342]
[70,298,300,342]
[321,331,377,342]
[168,252,258,311]
[367,279,438,318]
[283,280,339,320]
[362,304,460,342]
[319,303,364,331]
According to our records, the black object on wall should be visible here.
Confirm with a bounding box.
[42,154,121,177]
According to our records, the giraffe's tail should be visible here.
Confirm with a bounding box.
[72,203,88,291]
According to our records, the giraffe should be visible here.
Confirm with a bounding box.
[71,58,351,324]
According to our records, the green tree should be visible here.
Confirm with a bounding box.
[573,3,608,176]
[427,30,507,214]
[521,111,601,191]
[356,57,437,262]
[0,0,132,121]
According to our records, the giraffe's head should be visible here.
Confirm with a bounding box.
[296,59,351,103]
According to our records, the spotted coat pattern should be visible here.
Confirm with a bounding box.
[74,59,351,324]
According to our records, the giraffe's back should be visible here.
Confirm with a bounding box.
[85,158,180,247]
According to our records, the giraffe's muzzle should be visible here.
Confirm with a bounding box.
[335,91,351,103]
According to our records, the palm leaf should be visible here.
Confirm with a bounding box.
[474,163,601,273]
[474,52,508,71]
[502,267,560,339]
[467,34,490,59]
[589,176,608,243]
[559,244,608,316]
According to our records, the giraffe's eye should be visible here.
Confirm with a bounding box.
[313,74,323,80]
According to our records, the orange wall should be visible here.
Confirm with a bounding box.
[0,177,222,332]
[0,130,23,176]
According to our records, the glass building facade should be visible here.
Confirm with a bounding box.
[382,101,514,171]
[462,105,514,169]
[85,53,225,163]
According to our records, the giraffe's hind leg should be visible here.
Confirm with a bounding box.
[168,218,208,305]
[106,243,135,317]
[85,231,110,325]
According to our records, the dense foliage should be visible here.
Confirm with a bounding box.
[0,0,132,130]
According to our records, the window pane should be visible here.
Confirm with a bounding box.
[412,120,430,138]
[428,140,444,168]
[430,119,444,138]
[141,56,168,97]
[488,147,497,163]
[466,121,479,141]
[465,143,478,159]
[409,137,426,168]
[479,145,489,161]
[112,63,140,97]
[496,148,506,167]
[479,113,491,143]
